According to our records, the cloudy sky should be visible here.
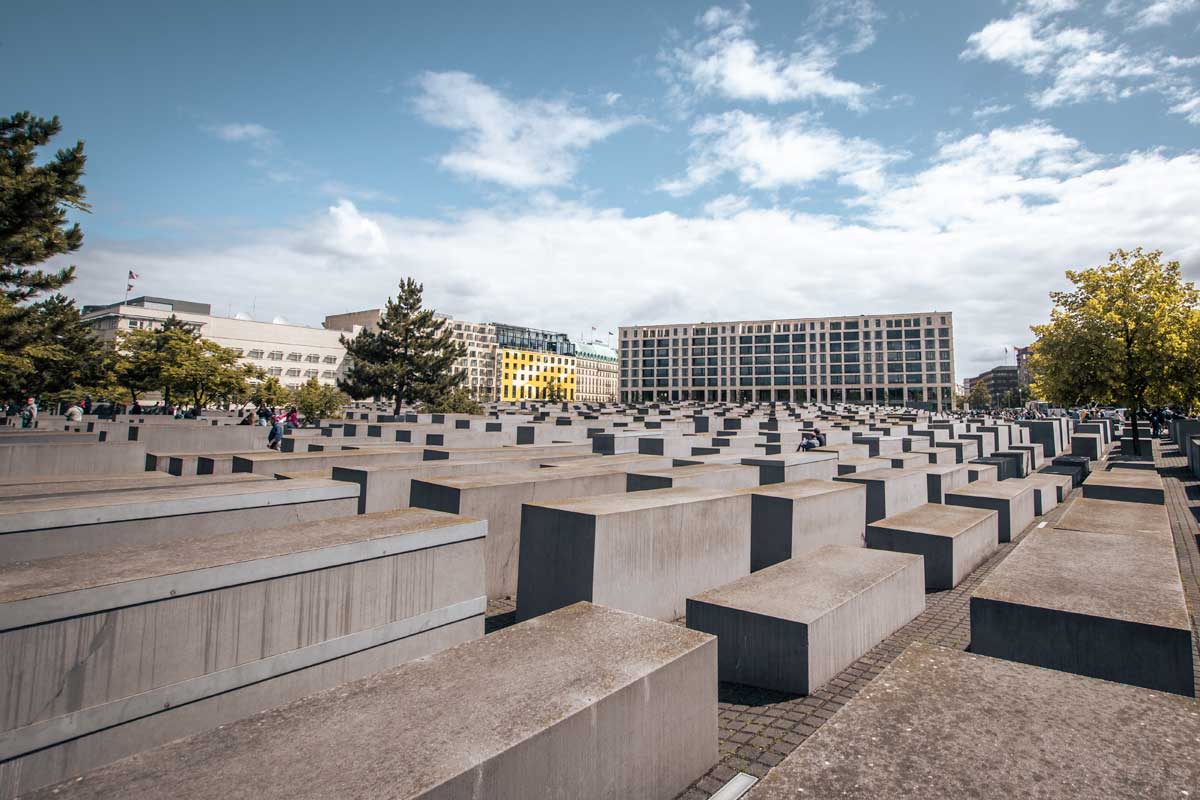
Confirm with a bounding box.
[6,0,1200,378]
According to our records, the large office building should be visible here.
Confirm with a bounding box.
[83,296,355,389]
[965,365,1020,407]
[618,312,956,409]
[495,323,576,402]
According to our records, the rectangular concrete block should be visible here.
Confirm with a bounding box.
[1081,469,1165,505]
[749,643,1200,799]
[833,468,927,523]
[1071,433,1103,460]
[945,480,1035,543]
[25,603,717,800]
[915,464,970,503]
[1052,496,1171,541]
[740,453,838,483]
[966,463,997,483]
[686,545,924,694]
[971,528,1193,696]
[516,488,751,622]
[867,503,998,589]
[626,463,758,492]
[739,479,866,571]
[0,509,486,798]
[1004,477,1060,516]
[0,480,361,563]
[1020,471,1073,504]
[411,467,629,600]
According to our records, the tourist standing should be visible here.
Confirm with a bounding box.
[20,397,37,428]
[65,400,83,422]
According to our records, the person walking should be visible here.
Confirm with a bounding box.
[19,397,37,429]
[285,406,300,429]
[65,400,84,423]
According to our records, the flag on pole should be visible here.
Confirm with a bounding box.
[607,331,614,335]
[128,270,138,280]
[127,283,134,292]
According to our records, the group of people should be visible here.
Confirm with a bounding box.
[240,404,301,450]
[797,429,827,451]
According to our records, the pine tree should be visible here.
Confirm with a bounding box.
[0,112,89,402]
[338,278,467,415]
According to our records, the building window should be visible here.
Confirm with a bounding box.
[268,351,283,361]
[247,349,264,359]
[267,367,283,376]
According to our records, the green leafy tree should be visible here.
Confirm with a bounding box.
[292,377,348,423]
[421,387,483,415]
[1030,248,1198,451]
[338,278,466,415]
[0,294,107,401]
[249,376,292,409]
[159,336,257,414]
[968,381,991,410]
[1,112,89,401]
[543,375,568,403]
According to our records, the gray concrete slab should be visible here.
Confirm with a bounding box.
[0,509,486,797]
[411,467,631,599]
[1052,496,1172,541]
[749,642,1200,799]
[740,453,838,483]
[626,463,759,492]
[1004,477,1060,516]
[912,463,970,503]
[1019,471,1073,504]
[0,441,147,477]
[971,528,1193,696]
[0,480,360,562]
[833,468,927,523]
[0,472,269,502]
[835,457,890,476]
[866,503,998,589]
[944,480,1035,543]
[966,463,998,483]
[737,479,866,571]
[1081,469,1165,505]
[516,487,751,622]
[22,603,718,800]
[687,545,923,694]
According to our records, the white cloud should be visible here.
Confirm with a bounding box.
[703,194,753,217]
[972,103,1015,119]
[1130,0,1200,28]
[604,92,622,106]
[207,122,276,149]
[414,71,638,189]
[659,111,905,196]
[807,0,885,54]
[64,126,1200,380]
[660,4,876,110]
[1172,94,1200,123]
[961,7,1200,120]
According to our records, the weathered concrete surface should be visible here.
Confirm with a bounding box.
[749,642,1200,799]
[908,447,956,465]
[1081,469,1165,505]
[945,480,1035,543]
[233,447,425,476]
[626,463,758,492]
[833,469,927,523]
[913,463,970,503]
[0,480,360,562]
[0,441,147,477]
[740,453,838,484]
[1004,477,1060,516]
[410,467,633,599]
[1052,496,1171,541]
[516,487,751,622]
[835,458,889,476]
[866,503,998,589]
[1071,433,1104,461]
[933,439,980,464]
[990,450,1032,479]
[0,509,486,797]
[24,603,717,800]
[687,545,923,694]
[1019,471,1073,504]
[0,472,269,501]
[966,463,998,483]
[737,479,866,571]
[971,528,1193,696]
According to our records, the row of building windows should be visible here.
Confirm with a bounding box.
[627,317,951,338]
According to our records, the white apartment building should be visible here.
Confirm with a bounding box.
[82,297,354,389]
[574,341,618,403]
[619,312,956,410]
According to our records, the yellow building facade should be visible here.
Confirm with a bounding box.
[499,348,576,401]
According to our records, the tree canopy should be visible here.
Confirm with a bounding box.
[292,377,348,423]
[967,381,991,410]
[338,278,466,415]
[0,112,95,402]
[1030,248,1200,445]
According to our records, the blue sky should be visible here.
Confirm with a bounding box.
[5,0,1200,378]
